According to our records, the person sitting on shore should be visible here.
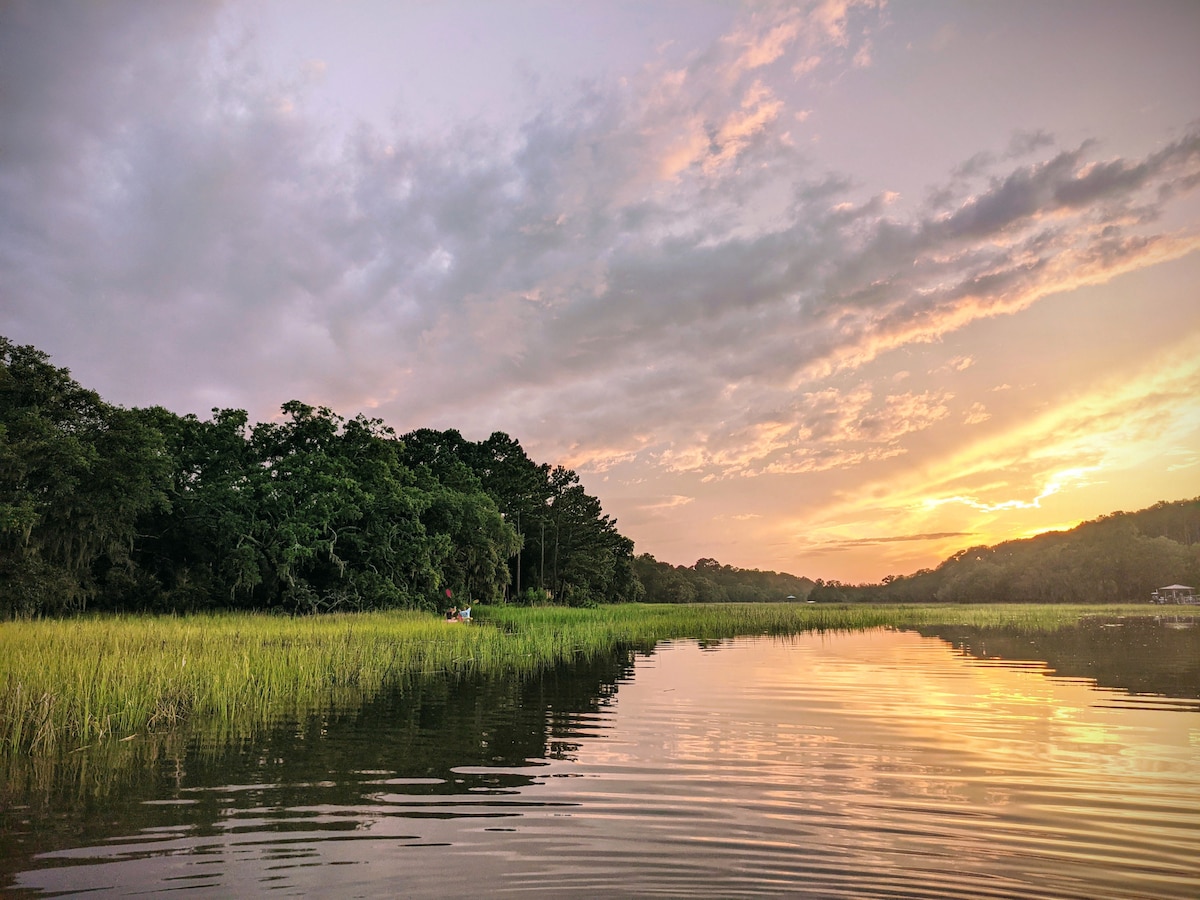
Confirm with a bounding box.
[458,607,471,622]
[445,606,458,620]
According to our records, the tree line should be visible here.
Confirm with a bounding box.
[4,335,1197,617]
[631,501,1200,606]
[632,555,815,604]
[0,337,638,617]
[808,498,1200,604]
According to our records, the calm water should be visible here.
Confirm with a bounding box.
[3,617,1198,898]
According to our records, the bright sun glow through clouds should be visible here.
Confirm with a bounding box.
[2,0,1198,582]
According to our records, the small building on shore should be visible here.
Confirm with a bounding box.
[1150,584,1198,604]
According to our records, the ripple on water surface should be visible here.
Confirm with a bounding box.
[6,626,1200,898]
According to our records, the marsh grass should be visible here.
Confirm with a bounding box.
[2,603,1147,761]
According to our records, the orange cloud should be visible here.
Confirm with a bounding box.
[793,335,1200,571]
[734,18,801,71]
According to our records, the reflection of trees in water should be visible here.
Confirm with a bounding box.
[0,648,640,888]
[913,617,1200,700]
[9,621,1197,889]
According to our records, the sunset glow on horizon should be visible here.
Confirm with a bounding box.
[3,1,1198,582]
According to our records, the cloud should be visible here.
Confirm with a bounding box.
[635,495,696,512]
[2,0,1198,507]
[922,467,1103,514]
[814,531,975,548]
[724,1,879,82]
[822,335,1200,531]
[706,80,786,172]
[807,0,876,48]
[1006,129,1056,159]
[792,55,821,77]
[937,356,974,373]
[963,403,990,425]
[730,16,801,72]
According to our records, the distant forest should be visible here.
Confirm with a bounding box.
[630,497,1200,605]
[810,498,1200,605]
[632,555,815,604]
[2,336,1197,618]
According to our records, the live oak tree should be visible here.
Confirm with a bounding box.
[0,338,169,615]
[144,402,455,613]
[399,429,640,605]
[1,336,563,616]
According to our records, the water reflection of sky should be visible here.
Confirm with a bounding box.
[514,630,1200,897]
[575,629,1197,778]
[624,628,1195,772]
[7,627,1200,898]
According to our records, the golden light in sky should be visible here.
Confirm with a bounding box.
[3,1,1198,582]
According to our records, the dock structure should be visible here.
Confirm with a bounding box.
[1150,584,1198,604]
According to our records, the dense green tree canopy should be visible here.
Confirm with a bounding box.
[1,338,170,615]
[1,337,636,616]
[398,428,639,606]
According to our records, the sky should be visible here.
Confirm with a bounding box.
[2,0,1199,583]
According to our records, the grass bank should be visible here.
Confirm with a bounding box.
[1,603,1150,757]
